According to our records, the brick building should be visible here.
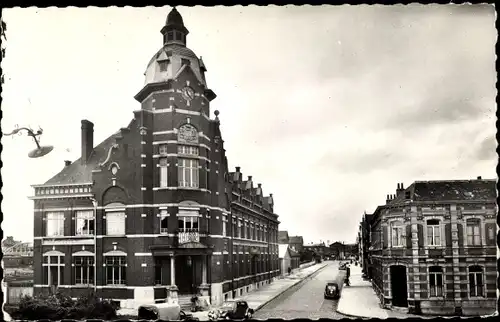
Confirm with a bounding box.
[367,178,496,316]
[29,8,279,309]
[358,213,373,277]
[288,236,304,254]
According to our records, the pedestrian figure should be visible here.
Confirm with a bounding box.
[288,266,292,275]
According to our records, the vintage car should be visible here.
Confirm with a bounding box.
[324,281,341,299]
[138,303,199,321]
[218,299,254,320]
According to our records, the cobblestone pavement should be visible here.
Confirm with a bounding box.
[253,261,348,320]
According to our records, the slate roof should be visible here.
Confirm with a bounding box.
[289,236,303,245]
[389,179,496,205]
[44,122,133,185]
[278,231,289,244]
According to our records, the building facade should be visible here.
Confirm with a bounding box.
[367,179,497,316]
[30,8,279,309]
[288,236,304,254]
[358,213,373,277]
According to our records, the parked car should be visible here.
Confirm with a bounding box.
[324,281,340,299]
[138,303,199,321]
[218,300,254,320]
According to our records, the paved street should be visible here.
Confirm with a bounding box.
[253,261,347,319]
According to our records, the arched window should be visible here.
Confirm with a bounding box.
[429,266,443,297]
[468,265,484,297]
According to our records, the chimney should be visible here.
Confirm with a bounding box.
[477,176,482,180]
[396,183,404,197]
[81,120,94,165]
[235,166,240,172]
[386,194,391,204]
[248,176,252,181]
[64,160,71,167]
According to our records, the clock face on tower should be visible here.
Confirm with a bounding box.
[181,86,195,101]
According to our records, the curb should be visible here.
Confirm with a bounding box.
[254,262,330,312]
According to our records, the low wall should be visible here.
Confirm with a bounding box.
[299,261,315,269]
[6,285,33,304]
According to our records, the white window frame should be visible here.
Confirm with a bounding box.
[178,158,199,188]
[43,253,65,286]
[160,210,169,234]
[222,216,227,237]
[105,256,127,286]
[468,266,484,298]
[46,212,65,237]
[178,215,199,232]
[391,221,404,247]
[159,144,168,155]
[74,255,94,285]
[427,219,441,246]
[178,145,199,156]
[106,211,126,236]
[75,210,94,236]
[429,266,444,297]
[238,219,242,238]
[466,219,481,246]
[159,158,168,187]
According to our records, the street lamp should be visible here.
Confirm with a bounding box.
[3,126,53,158]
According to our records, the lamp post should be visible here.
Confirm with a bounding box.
[3,126,53,158]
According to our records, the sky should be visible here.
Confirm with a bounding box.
[1,4,497,245]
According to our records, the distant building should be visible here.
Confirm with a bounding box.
[358,213,373,277]
[288,236,304,253]
[367,178,497,316]
[2,237,34,268]
[29,8,279,309]
[278,231,289,244]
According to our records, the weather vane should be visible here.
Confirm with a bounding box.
[3,125,54,158]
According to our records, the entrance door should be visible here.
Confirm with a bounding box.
[175,256,194,294]
[390,265,408,307]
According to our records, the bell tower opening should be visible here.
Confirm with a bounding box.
[161,7,189,47]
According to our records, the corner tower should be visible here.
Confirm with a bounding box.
[135,7,216,108]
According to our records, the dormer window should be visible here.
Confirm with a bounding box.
[158,60,170,72]
[181,58,191,66]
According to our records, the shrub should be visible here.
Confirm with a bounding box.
[13,291,117,320]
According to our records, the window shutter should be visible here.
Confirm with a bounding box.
[445,223,452,247]
[382,226,388,249]
[457,224,464,247]
[406,225,412,249]
[417,224,424,248]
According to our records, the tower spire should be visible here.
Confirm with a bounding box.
[161,7,189,46]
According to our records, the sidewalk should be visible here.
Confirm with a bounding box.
[192,261,329,320]
[337,264,426,319]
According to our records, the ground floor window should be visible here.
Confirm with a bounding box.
[43,254,65,286]
[469,265,484,297]
[74,256,94,285]
[429,266,443,297]
[105,256,126,285]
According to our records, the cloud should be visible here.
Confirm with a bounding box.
[475,136,497,161]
